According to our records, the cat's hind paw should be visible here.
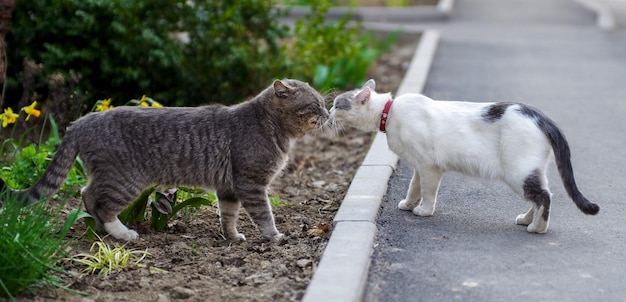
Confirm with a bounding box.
[413,205,434,217]
[526,223,548,234]
[516,207,535,226]
[515,213,532,226]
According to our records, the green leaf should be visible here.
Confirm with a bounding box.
[177,187,207,194]
[83,217,97,241]
[61,210,92,236]
[118,186,155,224]
[270,195,287,207]
[171,197,212,216]
[149,203,169,232]
[313,64,330,90]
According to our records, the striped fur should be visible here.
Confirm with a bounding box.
[1,80,329,241]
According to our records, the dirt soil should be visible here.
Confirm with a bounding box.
[19,36,418,302]
[337,0,439,6]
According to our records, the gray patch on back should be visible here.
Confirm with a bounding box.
[482,102,514,123]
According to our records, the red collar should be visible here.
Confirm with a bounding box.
[379,98,394,133]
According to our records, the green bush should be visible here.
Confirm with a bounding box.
[0,117,86,196]
[6,0,288,107]
[282,0,396,92]
[5,0,393,135]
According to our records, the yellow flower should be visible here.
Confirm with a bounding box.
[95,99,114,112]
[1,107,19,128]
[22,100,41,121]
[137,95,163,108]
[138,95,150,107]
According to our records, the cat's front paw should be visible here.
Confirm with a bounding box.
[413,205,434,217]
[104,221,139,241]
[264,233,285,243]
[117,229,139,241]
[397,199,415,211]
[229,233,247,242]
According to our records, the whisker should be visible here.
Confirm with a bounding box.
[311,115,333,136]
[317,121,331,136]
[324,117,343,137]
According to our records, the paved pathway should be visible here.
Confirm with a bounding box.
[366,0,626,301]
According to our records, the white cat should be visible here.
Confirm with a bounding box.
[330,79,599,233]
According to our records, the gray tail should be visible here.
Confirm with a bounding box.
[518,104,600,215]
[0,132,79,206]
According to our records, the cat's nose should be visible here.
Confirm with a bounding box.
[322,108,330,119]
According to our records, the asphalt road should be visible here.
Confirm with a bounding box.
[365,0,626,301]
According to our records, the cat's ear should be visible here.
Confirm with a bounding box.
[362,79,376,91]
[273,80,294,98]
[354,87,371,105]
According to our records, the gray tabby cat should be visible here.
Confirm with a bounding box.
[0,79,329,242]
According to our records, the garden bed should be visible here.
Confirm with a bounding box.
[282,0,452,23]
[18,34,419,302]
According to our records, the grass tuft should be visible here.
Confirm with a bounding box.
[0,198,84,299]
[69,238,150,276]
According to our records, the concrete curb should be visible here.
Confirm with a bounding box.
[574,0,617,30]
[283,0,454,23]
[302,30,441,302]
